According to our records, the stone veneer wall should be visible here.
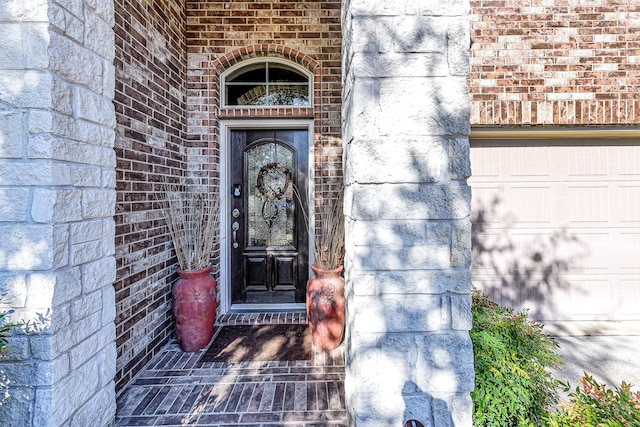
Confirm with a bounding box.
[469,0,640,126]
[185,0,343,209]
[342,0,475,425]
[113,0,187,393]
[0,1,117,426]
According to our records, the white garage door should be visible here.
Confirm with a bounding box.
[469,138,640,324]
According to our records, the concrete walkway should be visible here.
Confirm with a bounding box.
[545,321,640,395]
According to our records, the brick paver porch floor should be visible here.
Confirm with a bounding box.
[115,312,347,426]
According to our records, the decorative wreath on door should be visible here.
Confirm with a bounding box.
[256,162,291,201]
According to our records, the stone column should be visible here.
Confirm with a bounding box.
[0,1,116,425]
[342,0,474,425]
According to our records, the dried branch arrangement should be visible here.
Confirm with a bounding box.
[294,185,345,271]
[160,186,220,272]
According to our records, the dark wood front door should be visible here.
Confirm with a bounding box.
[230,129,309,305]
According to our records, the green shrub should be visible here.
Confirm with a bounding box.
[0,306,19,357]
[545,373,640,427]
[471,290,563,427]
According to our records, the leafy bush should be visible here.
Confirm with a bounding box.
[545,373,640,427]
[471,290,562,427]
[0,306,19,357]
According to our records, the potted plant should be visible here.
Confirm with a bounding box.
[299,187,345,350]
[160,186,220,352]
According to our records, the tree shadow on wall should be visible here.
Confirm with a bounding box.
[471,196,587,322]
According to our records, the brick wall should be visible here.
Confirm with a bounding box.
[469,0,640,126]
[113,0,186,393]
[185,0,343,211]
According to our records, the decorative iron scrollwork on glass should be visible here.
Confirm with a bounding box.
[257,162,291,228]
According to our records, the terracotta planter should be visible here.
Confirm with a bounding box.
[306,264,345,350]
[172,266,217,352]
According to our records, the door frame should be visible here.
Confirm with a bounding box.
[219,119,315,314]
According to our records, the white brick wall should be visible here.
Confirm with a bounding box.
[342,0,474,425]
[0,1,117,426]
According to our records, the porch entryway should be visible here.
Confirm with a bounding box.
[114,312,346,426]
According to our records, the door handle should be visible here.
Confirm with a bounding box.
[232,221,240,248]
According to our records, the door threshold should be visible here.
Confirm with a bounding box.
[228,303,306,314]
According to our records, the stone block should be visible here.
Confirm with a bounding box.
[101,285,115,326]
[21,24,49,68]
[447,19,471,76]
[69,323,114,370]
[71,240,103,265]
[448,137,472,179]
[29,335,52,360]
[102,59,115,98]
[103,220,115,256]
[0,160,69,185]
[2,336,30,361]
[28,110,53,134]
[349,0,404,16]
[353,295,445,333]
[85,0,116,27]
[0,0,47,21]
[351,184,471,221]
[82,189,116,219]
[432,396,454,427]
[415,332,475,393]
[354,244,450,271]
[451,219,471,268]
[0,274,27,307]
[0,360,52,387]
[51,75,73,114]
[451,294,472,331]
[0,225,54,270]
[0,188,29,222]
[74,86,116,127]
[351,52,448,79]
[52,311,101,355]
[84,8,115,60]
[102,168,116,188]
[98,342,117,388]
[0,111,25,158]
[346,137,444,184]
[392,17,446,53]
[0,386,35,427]
[372,270,472,295]
[0,24,23,68]
[415,0,470,16]
[70,382,116,427]
[350,273,376,296]
[70,220,103,244]
[0,70,52,108]
[49,3,83,43]
[72,291,102,322]
[351,18,378,53]
[352,220,450,246]
[352,391,407,426]
[32,189,83,223]
[26,273,54,310]
[81,257,116,293]
[48,33,103,93]
[403,393,434,427]
[375,77,470,136]
[46,354,101,425]
[451,393,473,427]
[72,165,102,187]
[52,224,70,268]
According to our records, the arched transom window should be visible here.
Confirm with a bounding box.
[223,60,311,107]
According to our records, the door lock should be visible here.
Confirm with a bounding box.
[232,221,240,249]
[232,208,240,219]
